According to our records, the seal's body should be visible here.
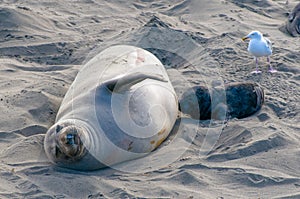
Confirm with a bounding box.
[180,82,264,120]
[44,45,178,170]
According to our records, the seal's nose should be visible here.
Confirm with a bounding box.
[52,125,88,161]
[66,133,75,145]
[57,128,81,158]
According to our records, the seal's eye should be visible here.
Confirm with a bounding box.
[56,125,63,133]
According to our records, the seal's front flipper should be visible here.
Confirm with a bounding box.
[104,72,168,93]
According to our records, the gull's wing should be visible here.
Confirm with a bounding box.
[265,37,272,51]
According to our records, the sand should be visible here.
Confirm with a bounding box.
[0,0,299,198]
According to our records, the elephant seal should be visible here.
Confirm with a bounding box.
[281,3,300,36]
[44,45,178,170]
[180,82,264,120]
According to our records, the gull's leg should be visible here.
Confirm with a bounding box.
[251,57,262,74]
[267,56,277,73]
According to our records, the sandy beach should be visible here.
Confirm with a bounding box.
[0,0,299,198]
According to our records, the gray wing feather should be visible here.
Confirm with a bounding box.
[265,37,272,51]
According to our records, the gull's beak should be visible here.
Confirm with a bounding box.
[242,36,249,42]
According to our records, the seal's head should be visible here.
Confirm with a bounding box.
[285,3,300,36]
[44,122,89,166]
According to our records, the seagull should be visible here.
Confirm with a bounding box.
[242,31,277,74]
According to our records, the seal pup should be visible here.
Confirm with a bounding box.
[242,31,277,73]
[286,3,300,37]
[44,45,178,170]
[180,82,264,120]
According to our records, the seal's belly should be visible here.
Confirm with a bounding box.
[95,83,178,154]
